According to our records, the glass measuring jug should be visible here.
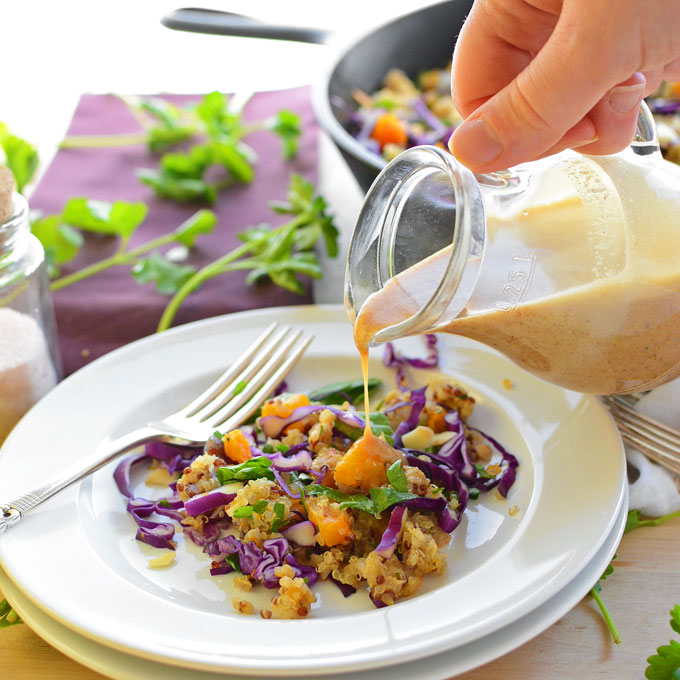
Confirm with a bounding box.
[346,102,680,394]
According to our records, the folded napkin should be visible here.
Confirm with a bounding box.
[626,379,680,516]
[29,89,320,377]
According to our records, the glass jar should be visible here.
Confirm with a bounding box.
[346,103,680,395]
[0,192,61,442]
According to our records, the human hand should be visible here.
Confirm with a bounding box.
[448,0,680,172]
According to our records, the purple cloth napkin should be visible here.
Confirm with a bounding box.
[29,88,320,376]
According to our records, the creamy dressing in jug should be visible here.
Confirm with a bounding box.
[352,154,680,394]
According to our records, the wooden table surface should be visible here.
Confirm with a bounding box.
[3,518,679,680]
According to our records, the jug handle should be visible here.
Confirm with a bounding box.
[630,100,659,156]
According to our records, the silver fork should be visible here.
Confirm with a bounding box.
[602,394,680,476]
[0,323,313,535]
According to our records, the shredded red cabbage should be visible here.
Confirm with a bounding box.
[375,506,407,558]
[184,488,238,517]
[393,386,427,447]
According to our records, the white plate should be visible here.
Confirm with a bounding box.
[0,305,626,676]
[0,496,628,680]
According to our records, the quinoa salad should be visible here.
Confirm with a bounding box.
[344,65,680,165]
[114,336,518,619]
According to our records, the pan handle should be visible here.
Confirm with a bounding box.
[161,8,332,45]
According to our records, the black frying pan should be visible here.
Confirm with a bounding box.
[162,2,474,193]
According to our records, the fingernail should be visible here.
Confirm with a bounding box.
[607,83,644,114]
[449,118,502,166]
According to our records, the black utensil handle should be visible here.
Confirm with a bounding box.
[161,8,331,45]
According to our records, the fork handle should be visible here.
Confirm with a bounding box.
[0,427,158,536]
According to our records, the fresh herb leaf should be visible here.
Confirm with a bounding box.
[136,168,218,204]
[271,518,283,533]
[590,555,620,644]
[0,125,39,193]
[273,502,285,520]
[31,216,83,277]
[212,430,223,439]
[131,252,196,295]
[232,505,254,518]
[646,612,680,680]
[473,463,496,480]
[387,460,408,493]
[61,198,148,240]
[305,484,417,516]
[158,499,172,508]
[625,509,680,534]
[671,605,680,636]
[368,488,418,515]
[225,553,242,574]
[211,140,255,183]
[307,378,381,405]
[268,110,302,160]
[0,599,22,629]
[335,412,394,444]
[262,444,274,454]
[252,499,269,514]
[233,380,248,396]
[216,456,274,484]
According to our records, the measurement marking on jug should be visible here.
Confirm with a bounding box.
[495,253,536,311]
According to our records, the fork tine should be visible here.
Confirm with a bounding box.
[603,396,680,475]
[193,328,301,423]
[617,427,680,475]
[181,322,280,417]
[209,333,314,431]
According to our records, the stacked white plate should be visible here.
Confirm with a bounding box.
[0,306,627,679]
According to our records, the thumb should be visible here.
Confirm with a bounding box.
[448,24,626,172]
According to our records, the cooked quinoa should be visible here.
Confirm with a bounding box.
[117,336,519,619]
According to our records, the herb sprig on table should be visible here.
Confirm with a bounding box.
[645,605,680,679]
[0,121,337,330]
[58,92,302,204]
[0,599,22,629]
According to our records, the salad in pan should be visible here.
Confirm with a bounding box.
[114,336,518,619]
[343,64,680,165]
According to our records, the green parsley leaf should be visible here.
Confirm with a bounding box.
[474,463,496,480]
[216,456,274,484]
[137,169,217,204]
[158,499,172,508]
[194,91,242,139]
[252,499,269,514]
[387,461,408,493]
[173,209,217,248]
[0,599,22,629]
[61,198,148,239]
[131,252,196,295]
[625,509,680,534]
[271,518,283,533]
[304,484,417,516]
[645,639,680,680]
[307,378,381,405]
[160,145,212,179]
[0,132,38,194]
[671,605,680,636]
[335,412,394,444]
[225,553,242,574]
[212,430,223,439]
[468,488,480,500]
[233,380,248,396]
[211,140,255,183]
[368,488,418,515]
[31,216,83,277]
[273,502,285,520]
[232,505,254,518]
[268,110,302,160]
[261,444,274,454]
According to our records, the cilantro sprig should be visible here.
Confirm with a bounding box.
[156,174,338,331]
[305,484,417,516]
[58,92,302,205]
[216,457,274,485]
[625,509,680,534]
[646,605,680,679]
